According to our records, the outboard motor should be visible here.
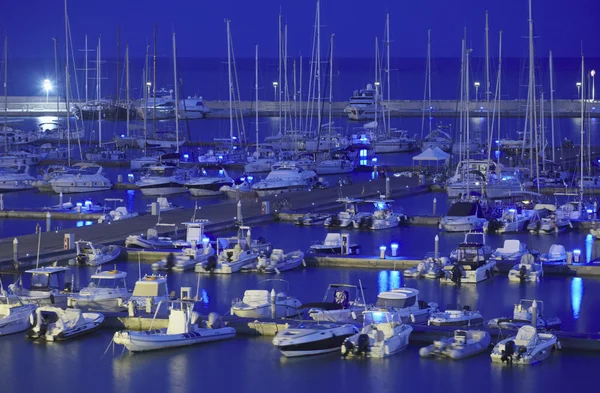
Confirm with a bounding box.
[76,253,87,265]
[206,255,218,272]
[462,305,471,312]
[356,334,370,356]
[519,265,527,282]
[341,340,354,358]
[501,340,515,364]
[451,264,462,285]
[166,253,176,270]
[516,346,527,361]
[64,282,72,293]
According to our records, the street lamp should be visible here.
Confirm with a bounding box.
[474,81,480,102]
[272,81,278,101]
[43,79,51,103]
[592,70,596,102]
[577,82,582,100]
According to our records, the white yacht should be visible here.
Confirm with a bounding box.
[67,269,130,311]
[136,165,188,196]
[138,88,175,120]
[441,243,496,284]
[344,84,381,121]
[421,124,453,152]
[486,170,524,199]
[307,284,366,323]
[490,325,558,365]
[252,162,318,196]
[305,133,350,152]
[324,198,366,228]
[372,130,418,153]
[354,198,407,230]
[264,132,307,152]
[230,280,302,319]
[49,163,112,194]
[374,288,438,324]
[0,165,35,191]
[446,160,494,198]
[244,148,277,173]
[26,307,104,341]
[179,96,210,119]
[0,151,42,166]
[315,153,355,175]
[440,201,487,232]
[185,167,234,197]
[5,267,72,307]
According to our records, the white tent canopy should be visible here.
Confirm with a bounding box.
[412,147,451,162]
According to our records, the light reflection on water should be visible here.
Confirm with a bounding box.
[571,277,584,320]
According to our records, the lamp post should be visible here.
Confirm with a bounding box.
[577,82,582,100]
[592,70,596,102]
[474,81,480,102]
[146,81,152,97]
[43,79,51,103]
[272,81,278,102]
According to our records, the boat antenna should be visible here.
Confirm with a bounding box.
[358,279,367,307]
[35,225,42,269]
[195,273,201,301]
[137,252,142,280]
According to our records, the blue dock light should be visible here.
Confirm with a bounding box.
[573,249,581,263]
[391,243,399,257]
[218,155,223,160]
[248,175,254,182]
[372,157,378,163]
[508,208,516,213]
[121,134,125,138]
[587,209,594,214]
[183,153,189,160]
[240,177,246,182]
[379,245,387,259]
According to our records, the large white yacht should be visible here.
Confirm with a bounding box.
[252,162,318,196]
[136,165,188,196]
[0,165,35,191]
[344,84,381,121]
[372,130,418,153]
[446,160,495,198]
[0,151,42,166]
[137,88,175,120]
[178,96,210,119]
[305,133,350,152]
[185,167,234,197]
[50,163,112,194]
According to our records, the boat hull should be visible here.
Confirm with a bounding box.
[114,327,236,352]
[139,186,187,196]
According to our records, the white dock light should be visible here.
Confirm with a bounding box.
[379,245,387,259]
[390,243,399,257]
[573,249,581,263]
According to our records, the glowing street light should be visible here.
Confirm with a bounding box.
[577,81,582,100]
[43,79,52,103]
[474,81,480,102]
[272,81,278,101]
[592,70,596,102]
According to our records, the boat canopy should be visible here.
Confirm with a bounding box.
[447,202,484,218]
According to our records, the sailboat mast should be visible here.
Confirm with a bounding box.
[580,54,585,196]
[226,20,234,146]
[328,34,334,152]
[458,38,465,164]
[125,44,130,137]
[97,36,102,147]
[278,13,282,135]
[54,38,60,125]
[84,34,88,104]
[427,29,432,135]
[284,24,288,133]
[540,92,545,172]
[299,55,303,132]
[497,30,503,161]
[152,24,157,137]
[485,11,490,158]
[316,0,321,135]
[3,37,7,154]
[374,36,379,133]
[528,0,539,193]
[64,0,71,166]
[255,44,259,153]
[172,32,179,153]
[116,26,120,105]
[386,13,391,138]
[143,45,149,148]
[466,45,471,197]
[549,50,555,163]
[293,58,297,130]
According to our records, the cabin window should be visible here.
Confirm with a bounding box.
[31,274,50,289]
[132,284,159,297]
[375,295,416,309]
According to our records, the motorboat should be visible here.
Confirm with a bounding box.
[308,233,361,255]
[136,165,188,196]
[33,165,68,192]
[125,223,180,249]
[490,325,558,365]
[315,151,355,175]
[441,243,496,284]
[0,151,42,166]
[0,295,36,336]
[372,130,419,153]
[508,254,544,283]
[324,198,367,228]
[179,96,210,119]
[403,256,451,279]
[446,160,494,198]
[152,240,215,272]
[449,232,493,260]
[126,274,172,311]
[66,269,129,311]
[428,306,484,327]
[113,300,235,353]
[26,306,104,341]
[354,197,407,230]
[490,240,528,262]
[252,162,318,196]
[0,165,35,191]
[487,299,561,330]
[185,167,234,197]
[295,212,331,226]
[272,323,359,357]
[341,311,413,358]
[539,244,567,265]
[486,171,524,199]
[195,234,258,274]
[230,279,302,319]
[97,199,139,224]
[6,267,72,307]
[255,249,305,274]
[527,204,571,234]
[375,288,438,324]
[220,178,256,199]
[344,84,381,121]
[421,123,453,152]
[419,330,491,360]
[307,284,366,323]
[75,241,121,266]
[440,201,488,232]
[305,133,351,153]
[244,149,277,173]
[49,163,112,194]
[484,207,532,233]
[148,197,180,212]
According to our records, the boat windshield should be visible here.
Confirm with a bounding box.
[447,202,481,217]
[148,167,175,177]
[375,295,416,309]
[132,282,167,297]
[89,277,127,289]
[30,274,59,290]
[364,311,401,325]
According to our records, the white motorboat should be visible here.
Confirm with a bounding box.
[230,279,302,319]
[307,284,365,323]
[197,148,245,165]
[487,299,561,330]
[527,204,571,234]
[305,133,351,153]
[244,152,276,173]
[372,130,418,153]
[75,241,121,267]
[354,197,407,230]
[295,212,331,226]
[126,274,171,311]
[403,256,451,279]
[148,197,180,212]
[324,198,367,228]
[0,296,36,336]
[185,167,234,197]
[179,96,210,119]
[490,240,528,262]
[255,249,305,274]
[272,323,359,357]
[49,163,112,194]
[446,160,494,198]
[341,311,413,358]
[85,148,127,162]
[508,254,544,283]
[486,171,524,199]
[26,306,104,341]
[490,325,558,365]
[484,207,531,233]
[195,235,258,274]
[113,300,235,353]
[220,179,256,199]
[449,232,493,260]
[441,243,496,284]
[315,150,355,175]
[419,330,491,360]
[308,233,361,255]
[6,267,72,307]
[33,165,68,192]
[0,151,42,166]
[67,269,129,311]
[252,162,318,196]
[125,223,180,249]
[0,165,35,191]
[344,84,381,121]
[152,240,215,272]
[539,244,567,265]
[136,165,188,196]
[375,288,438,324]
[98,199,139,224]
[440,201,488,232]
[428,306,484,327]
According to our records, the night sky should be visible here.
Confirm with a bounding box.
[1,0,598,59]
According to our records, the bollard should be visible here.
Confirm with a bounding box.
[12,238,18,261]
[59,192,63,209]
[433,198,437,216]
[386,177,391,198]
[566,251,573,265]
[237,201,243,224]
[150,202,159,216]
[531,300,538,328]
[128,173,135,183]
[145,297,153,314]
[379,245,387,259]
[76,204,82,214]
[261,201,270,215]
[391,243,398,257]
[117,174,123,183]
[434,235,439,258]
[0,194,3,211]
[270,288,276,318]
[46,212,52,232]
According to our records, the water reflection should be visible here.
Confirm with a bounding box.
[378,271,388,294]
[126,190,136,213]
[377,270,403,293]
[570,277,583,320]
[390,271,400,290]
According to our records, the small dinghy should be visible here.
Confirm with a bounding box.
[113,301,235,353]
[256,249,305,274]
[74,241,121,266]
[67,269,130,311]
[125,224,179,249]
[0,295,36,336]
[272,323,359,357]
[230,279,302,319]
[419,330,491,360]
[152,240,215,271]
[220,179,256,199]
[487,299,561,330]
[26,306,104,341]
[508,254,543,282]
[307,284,365,323]
[428,306,484,327]
[490,325,559,365]
[97,199,139,223]
[295,212,331,226]
[490,239,527,262]
[539,244,567,265]
[404,257,450,279]
[341,311,413,358]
